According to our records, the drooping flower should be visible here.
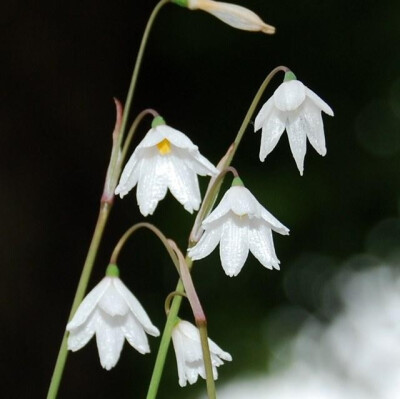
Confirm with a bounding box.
[175,0,275,34]
[115,116,218,216]
[66,265,159,370]
[172,319,232,387]
[255,71,334,175]
[188,178,289,277]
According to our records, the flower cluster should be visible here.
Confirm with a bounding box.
[64,1,334,394]
[67,69,333,389]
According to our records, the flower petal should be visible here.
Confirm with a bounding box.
[305,87,334,116]
[286,111,308,175]
[259,108,285,162]
[208,337,233,363]
[302,99,327,156]
[274,80,306,112]
[188,225,223,260]
[172,324,191,387]
[165,154,201,213]
[66,277,111,330]
[254,97,274,132]
[115,155,140,198]
[228,186,262,217]
[135,127,165,149]
[260,207,290,235]
[113,278,160,337]
[202,191,232,226]
[98,279,129,316]
[174,147,218,176]
[67,309,101,351]
[178,321,204,362]
[174,321,205,385]
[95,312,126,370]
[159,125,199,150]
[219,217,249,277]
[248,222,280,270]
[121,313,150,354]
[136,154,168,216]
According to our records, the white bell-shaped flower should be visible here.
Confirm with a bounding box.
[115,117,218,216]
[255,71,334,175]
[172,319,232,387]
[184,0,275,34]
[189,178,289,277]
[66,265,159,370]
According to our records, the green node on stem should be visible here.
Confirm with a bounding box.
[284,70,297,82]
[231,176,244,187]
[105,264,120,277]
[151,115,166,128]
[171,0,189,8]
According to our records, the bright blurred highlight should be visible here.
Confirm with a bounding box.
[200,263,400,398]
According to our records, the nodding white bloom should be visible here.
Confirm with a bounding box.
[189,178,289,277]
[172,320,232,387]
[255,71,334,175]
[182,0,275,34]
[66,265,159,370]
[115,117,218,216]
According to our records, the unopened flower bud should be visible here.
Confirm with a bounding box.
[173,0,275,34]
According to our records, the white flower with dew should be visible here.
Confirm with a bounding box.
[66,264,159,370]
[188,178,289,276]
[178,0,275,34]
[255,71,334,175]
[172,319,232,387]
[115,116,218,216]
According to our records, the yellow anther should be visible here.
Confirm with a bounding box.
[157,139,172,155]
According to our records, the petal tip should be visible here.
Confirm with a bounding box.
[261,24,276,34]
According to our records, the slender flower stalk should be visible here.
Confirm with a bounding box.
[116,0,171,150]
[147,66,289,398]
[120,109,159,166]
[168,240,216,397]
[47,2,171,397]
[110,222,178,270]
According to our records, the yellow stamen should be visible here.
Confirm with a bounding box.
[157,139,172,155]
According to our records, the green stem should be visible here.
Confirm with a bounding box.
[117,0,170,150]
[146,257,191,399]
[109,222,178,272]
[168,240,215,398]
[230,65,289,163]
[198,322,215,399]
[47,201,112,399]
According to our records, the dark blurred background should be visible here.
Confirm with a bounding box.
[2,0,400,398]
